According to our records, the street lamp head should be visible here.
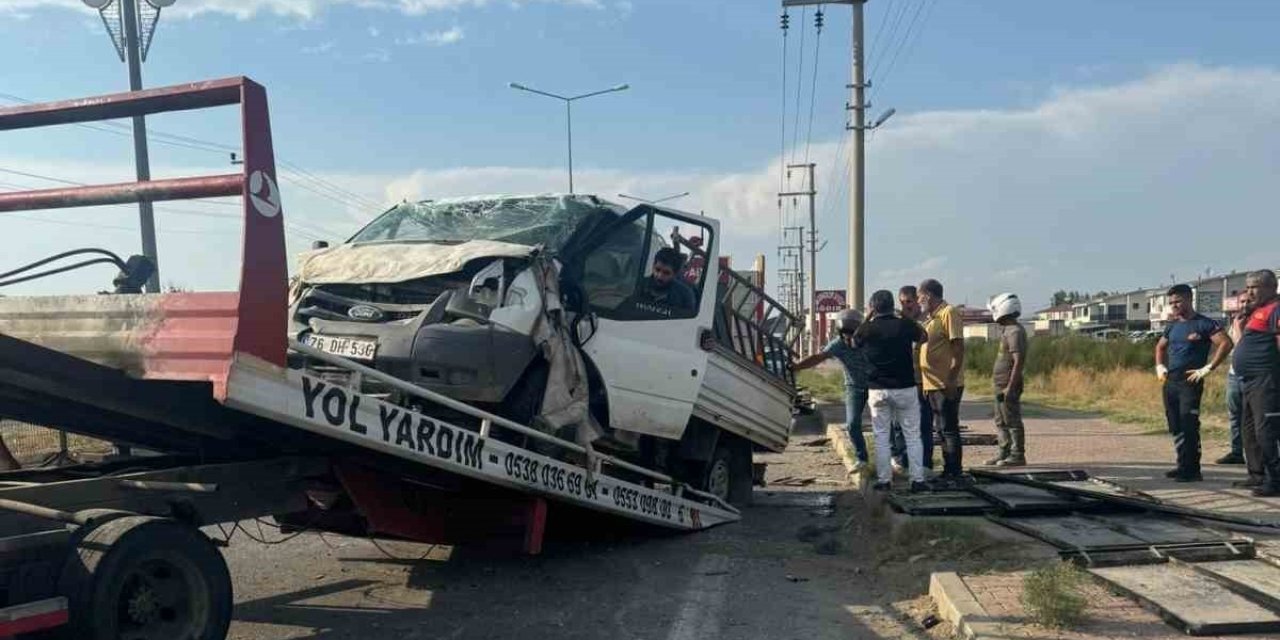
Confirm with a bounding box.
[872,108,896,128]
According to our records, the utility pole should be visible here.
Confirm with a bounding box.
[781,163,817,353]
[778,224,806,351]
[783,0,894,313]
[120,0,159,293]
[848,0,866,311]
[85,0,178,293]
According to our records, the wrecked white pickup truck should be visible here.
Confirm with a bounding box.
[288,194,801,504]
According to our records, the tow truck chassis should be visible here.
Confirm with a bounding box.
[0,78,738,638]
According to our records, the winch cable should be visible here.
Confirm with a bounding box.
[0,248,129,288]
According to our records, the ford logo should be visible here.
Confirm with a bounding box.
[347,305,385,322]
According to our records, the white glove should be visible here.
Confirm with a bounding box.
[1186,366,1213,383]
[1155,364,1169,381]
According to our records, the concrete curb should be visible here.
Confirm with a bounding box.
[825,423,869,490]
[929,572,1005,640]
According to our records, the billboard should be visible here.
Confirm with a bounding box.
[813,289,847,313]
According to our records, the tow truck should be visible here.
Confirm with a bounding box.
[0,78,802,639]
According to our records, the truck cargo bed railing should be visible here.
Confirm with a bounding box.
[670,231,801,387]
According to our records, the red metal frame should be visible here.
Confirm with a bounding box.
[335,462,549,555]
[0,77,287,399]
[0,596,69,636]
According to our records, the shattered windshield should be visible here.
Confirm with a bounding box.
[347,195,619,252]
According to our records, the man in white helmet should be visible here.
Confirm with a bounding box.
[985,293,1029,466]
[793,308,872,471]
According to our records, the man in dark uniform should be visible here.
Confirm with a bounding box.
[1232,270,1280,496]
[1154,284,1233,482]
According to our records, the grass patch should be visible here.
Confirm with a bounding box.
[803,334,1232,442]
[1021,366,1229,437]
[797,368,845,403]
[1021,562,1088,628]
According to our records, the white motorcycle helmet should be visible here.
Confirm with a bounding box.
[988,293,1022,322]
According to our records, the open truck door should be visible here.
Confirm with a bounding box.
[564,205,718,440]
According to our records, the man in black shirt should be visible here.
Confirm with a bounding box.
[636,247,696,314]
[853,290,928,492]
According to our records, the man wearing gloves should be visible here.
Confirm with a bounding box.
[1155,284,1233,482]
[985,293,1028,467]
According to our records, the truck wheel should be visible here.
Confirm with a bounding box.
[705,436,753,508]
[58,516,232,640]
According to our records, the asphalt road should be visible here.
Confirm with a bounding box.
[220,422,932,640]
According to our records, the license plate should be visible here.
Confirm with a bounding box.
[306,334,378,361]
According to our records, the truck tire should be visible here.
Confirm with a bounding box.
[57,515,232,640]
[705,436,754,508]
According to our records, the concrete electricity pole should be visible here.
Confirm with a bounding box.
[782,0,893,312]
[780,163,817,353]
[84,0,175,293]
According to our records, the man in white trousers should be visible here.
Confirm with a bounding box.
[852,290,929,492]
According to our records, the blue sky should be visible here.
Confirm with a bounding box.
[1,0,1278,309]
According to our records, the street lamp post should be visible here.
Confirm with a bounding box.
[508,82,629,194]
[84,0,175,293]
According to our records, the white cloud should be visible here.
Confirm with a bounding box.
[0,0,602,20]
[877,256,949,282]
[395,25,464,46]
[5,63,1280,308]
[361,47,392,62]
[373,64,1280,305]
[300,40,335,54]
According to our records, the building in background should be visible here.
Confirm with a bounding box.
[1033,304,1072,335]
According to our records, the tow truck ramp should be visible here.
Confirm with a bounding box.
[229,343,739,531]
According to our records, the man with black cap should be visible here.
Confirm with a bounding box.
[793,308,872,471]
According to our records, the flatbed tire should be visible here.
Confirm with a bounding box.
[57,516,232,640]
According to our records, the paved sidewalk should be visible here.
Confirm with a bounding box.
[957,399,1280,522]
[950,571,1275,640]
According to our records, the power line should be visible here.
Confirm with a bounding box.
[789,6,808,167]
[868,0,912,80]
[0,92,383,213]
[866,0,894,62]
[803,8,824,164]
[779,8,790,242]
[873,0,938,100]
[0,166,332,241]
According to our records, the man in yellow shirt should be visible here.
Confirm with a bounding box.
[919,278,967,484]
